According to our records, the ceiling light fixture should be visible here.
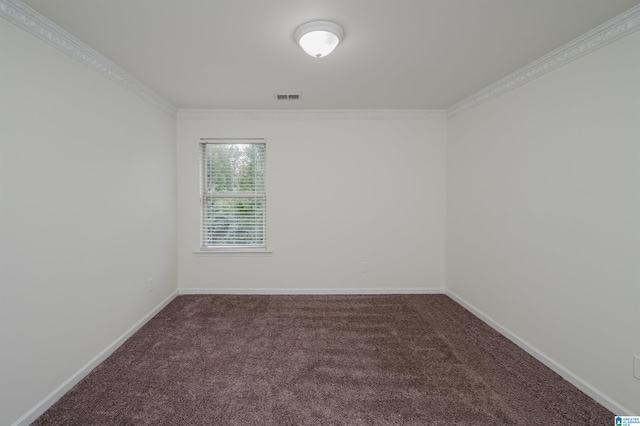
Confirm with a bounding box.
[294,21,344,58]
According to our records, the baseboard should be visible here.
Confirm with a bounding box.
[444,289,633,416]
[12,289,180,426]
[179,287,445,295]
[12,288,629,422]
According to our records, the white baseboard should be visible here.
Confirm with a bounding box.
[22,288,625,423]
[444,289,633,416]
[12,290,180,426]
[179,287,445,295]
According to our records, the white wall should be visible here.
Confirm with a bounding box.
[446,30,640,414]
[0,19,178,425]
[4,2,638,422]
[177,119,446,293]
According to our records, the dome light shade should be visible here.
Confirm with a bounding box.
[294,21,344,58]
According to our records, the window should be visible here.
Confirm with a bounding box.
[199,139,266,251]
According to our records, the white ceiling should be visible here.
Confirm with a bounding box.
[20,0,640,110]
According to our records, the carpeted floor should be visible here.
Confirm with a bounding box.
[33,295,612,425]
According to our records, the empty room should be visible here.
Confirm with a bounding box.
[1,0,639,424]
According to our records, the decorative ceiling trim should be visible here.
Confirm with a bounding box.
[447,3,640,118]
[4,0,639,119]
[0,0,178,117]
[177,109,447,120]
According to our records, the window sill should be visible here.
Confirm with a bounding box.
[193,248,274,256]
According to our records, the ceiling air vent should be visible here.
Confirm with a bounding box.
[275,93,300,100]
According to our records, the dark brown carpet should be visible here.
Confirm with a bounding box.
[33,295,612,425]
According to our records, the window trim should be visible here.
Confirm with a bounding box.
[198,138,269,254]
[192,249,274,256]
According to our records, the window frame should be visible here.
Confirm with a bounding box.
[197,138,269,254]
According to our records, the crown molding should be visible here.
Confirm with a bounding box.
[448,4,640,118]
[177,109,447,120]
[4,0,638,120]
[0,0,178,117]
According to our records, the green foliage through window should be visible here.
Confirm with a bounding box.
[200,141,266,249]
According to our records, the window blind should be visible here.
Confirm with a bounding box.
[200,139,266,250]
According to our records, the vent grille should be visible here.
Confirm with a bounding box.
[275,93,300,100]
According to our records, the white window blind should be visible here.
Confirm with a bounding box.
[200,139,266,250]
